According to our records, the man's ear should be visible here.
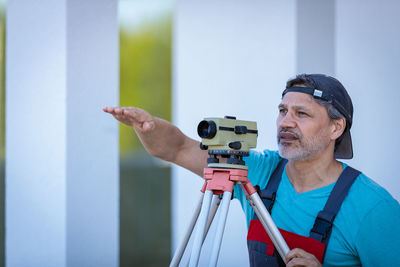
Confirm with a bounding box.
[331,118,346,141]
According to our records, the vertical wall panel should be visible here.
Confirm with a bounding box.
[336,0,400,200]
[297,0,335,75]
[66,0,119,266]
[6,1,68,265]
[6,1,119,266]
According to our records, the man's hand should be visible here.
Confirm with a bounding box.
[285,248,322,267]
[103,106,207,175]
[103,107,155,132]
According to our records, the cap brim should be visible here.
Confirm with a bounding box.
[334,129,353,159]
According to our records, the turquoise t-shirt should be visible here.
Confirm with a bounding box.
[233,149,400,267]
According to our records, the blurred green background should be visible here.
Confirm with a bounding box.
[118,1,173,266]
[0,1,173,266]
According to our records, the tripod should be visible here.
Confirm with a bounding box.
[169,156,290,267]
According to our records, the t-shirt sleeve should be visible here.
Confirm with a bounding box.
[233,149,281,226]
[245,149,282,187]
[355,198,400,267]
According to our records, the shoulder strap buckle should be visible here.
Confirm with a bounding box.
[256,185,276,214]
[260,191,276,214]
[309,166,361,245]
[310,211,335,243]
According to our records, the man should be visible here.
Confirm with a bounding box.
[103,74,400,266]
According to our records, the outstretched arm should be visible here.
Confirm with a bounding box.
[103,106,208,177]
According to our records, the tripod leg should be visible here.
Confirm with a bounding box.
[170,192,205,267]
[248,192,290,261]
[204,194,222,242]
[189,190,214,267]
[180,195,221,267]
[209,191,232,267]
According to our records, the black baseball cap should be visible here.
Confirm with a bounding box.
[282,74,354,159]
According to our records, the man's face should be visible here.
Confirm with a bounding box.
[276,92,333,161]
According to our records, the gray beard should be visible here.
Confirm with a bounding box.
[277,134,329,161]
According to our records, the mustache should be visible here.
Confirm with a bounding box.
[277,128,302,141]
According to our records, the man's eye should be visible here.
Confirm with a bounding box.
[298,111,308,116]
[279,109,287,114]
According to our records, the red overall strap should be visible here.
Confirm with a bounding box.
[248,220,325,263]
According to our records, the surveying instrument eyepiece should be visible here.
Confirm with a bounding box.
[170,116,289,267]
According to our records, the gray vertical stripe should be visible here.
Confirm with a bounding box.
[297,0,335,76]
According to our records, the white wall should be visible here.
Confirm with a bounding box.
[173,0,400,266]
[336,0,400,201]
[6,0,119,266]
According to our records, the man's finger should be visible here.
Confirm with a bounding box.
[286,257,309,267]
[103,107,119,114]
[103,106,154,130]
[286,248,321,267]
[103,107,114,113]
[120,108,140,122]
[114,107,123,115]
[286,248,314,263]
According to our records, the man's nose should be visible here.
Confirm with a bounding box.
[278,112,296,128]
